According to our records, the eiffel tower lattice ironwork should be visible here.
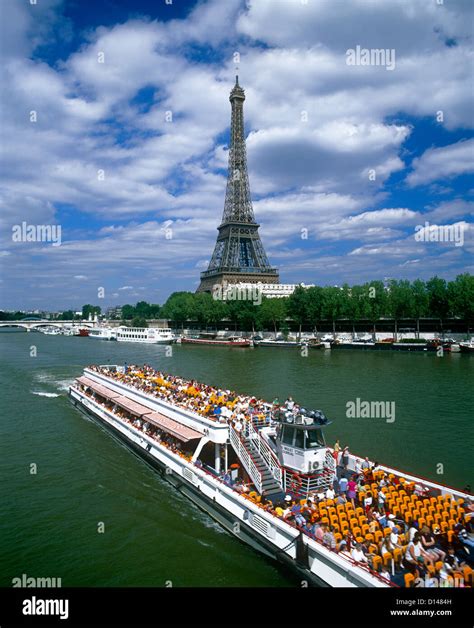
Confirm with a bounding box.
[197,76,279,292]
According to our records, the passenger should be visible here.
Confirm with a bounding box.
[347,478,357,508]
[421,525,446,562]
[325,486,336,500]
[351,542,368,564]
[322,526,337,551]
[341,446,350,470]
[314,523,325,543]
[361,456,370,470]
[338,476,348,494]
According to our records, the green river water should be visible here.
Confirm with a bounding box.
[0,330,472,586]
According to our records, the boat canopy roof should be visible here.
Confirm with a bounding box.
[76,376,120,400]
[76,376,203,442]
[145,411,202,442]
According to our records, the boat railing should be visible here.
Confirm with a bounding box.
[229,424,263,495]
[283,451,335,497]
[245,421,283,487]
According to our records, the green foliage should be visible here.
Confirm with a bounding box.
[131,317,148,328]
[82,304,101,318]
[72,275,474,332]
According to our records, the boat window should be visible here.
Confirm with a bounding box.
[305,430,324,449]
[294,428,305,449]
[281,425,294,445]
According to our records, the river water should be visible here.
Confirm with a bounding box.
[0,330,472,586]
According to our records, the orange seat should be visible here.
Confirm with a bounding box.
[366,533,374,543]
[352,526,362,538]
[382,551,393,567]
[383,527,392,537]
[374,530,383,543]
[372,555,382,571]
[462,566,473,586]
[404,573,415,587]
[393,548,403,564]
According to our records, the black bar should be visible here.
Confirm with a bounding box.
[0,586,471,626]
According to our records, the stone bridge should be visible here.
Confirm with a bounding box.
[0,320,95,330]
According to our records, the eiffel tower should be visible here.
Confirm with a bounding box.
[197,76,279,293]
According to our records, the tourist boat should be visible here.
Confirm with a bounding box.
[181,335,252,347]
[68,365,471,589]
[115,326,176,344]
[460,339,474,354]
[88,327,117,341]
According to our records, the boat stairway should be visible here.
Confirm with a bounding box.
[243,436,282,498]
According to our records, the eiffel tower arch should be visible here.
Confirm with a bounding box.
[197,77,279,293]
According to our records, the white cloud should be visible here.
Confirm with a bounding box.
[407,139,474,186]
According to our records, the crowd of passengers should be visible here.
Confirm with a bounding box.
[89,364,295,429]
[86,364,473,586]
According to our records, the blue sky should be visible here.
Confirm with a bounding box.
[0,0,473,311]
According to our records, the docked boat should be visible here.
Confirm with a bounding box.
[254,339,303,348]
[68,365,472,589]
[41,326,61,335]
[78,328,90,337]
[460,339,474,354]
[115,326,176,344]
[181,335,251,347]
[88,327,117,341]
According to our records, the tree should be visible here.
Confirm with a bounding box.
[190,292,216,328]
[426,277,450,320]
[287,286,308,339]
[131,317,148,328]
[387,280,414,340]
[161,292,195,330]
[121,304,136,320]
[258,297,287,337]
[364,281,388,338]
[305,286,324,333]
[411,279,429,338]
[448,274,474,329]
[59,310,75,320]
[82,304,101,319]
[321,287,344,335]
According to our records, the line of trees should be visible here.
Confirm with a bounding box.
[1,275,472,333]
[158,274,474,335]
